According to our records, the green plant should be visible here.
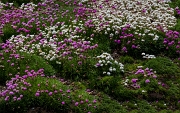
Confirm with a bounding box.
[144,57,180,78]
[0,51,55,85]
[119,56,134,64]
[96,92,127,113]
[0,71,99,113]
[1,24,17,43]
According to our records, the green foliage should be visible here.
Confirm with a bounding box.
[0,51,55,85]
[120,56,134,64]
[92,76,120,92]
[134,100,157,113]
[170,19,180,31]
[1,24,17,43]
[173,58,180,67]
[0,38,3,43]
[133,31,165,57]
[169,0,180,8]
[51,56,97,81]
[144,57,180,78]
[0,75,98,113]
[165,81,180,101]
[96,93,127,113]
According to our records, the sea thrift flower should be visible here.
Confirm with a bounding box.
[5,96,9,101]
[59,89,63,92]
[66,89,71,93]
[145,79,150,83]
[131,79,138,83]
[93,99,97,103]
[35,92,40,97]
[49,92,53,96]
[75,102,79,106]
[9,91,14,95]
[62,101,65,105]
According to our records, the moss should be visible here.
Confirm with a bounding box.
[1,24,17,43]
[0,51,55,85]
[119,56,134,64]
[96,93,127,113]
[144,57,180,78]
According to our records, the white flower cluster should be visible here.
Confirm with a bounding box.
[6,25,97,64]
[122,78,129,86]
[89,0,176,33]
[0,2,5,12]
[141,53,156,59]
[79,0,89,3]
[95,52,124,75]
[20,2,37,12]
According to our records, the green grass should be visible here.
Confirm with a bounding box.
[1,0,180,113]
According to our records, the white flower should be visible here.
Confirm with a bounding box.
[107,28,111,31]
[56,61,61,64]
[120,67,124,70]
[137,66,143,68]
[114,60,118,64]
[107,61,111,64]
[109,67,113,72]
[141,53,145,55]
[110,33,114,37]
[107,72,111,75]
[113,68,116,71]
[102,60,105,63]
[98,60,102,64]
[124,83,128,86]
[125,79,129,83]
[143,56,147,58]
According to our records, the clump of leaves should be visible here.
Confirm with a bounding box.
[144,57,180,78]
[0,51,55,85]
[1,24,17,43]
[96,92,127,113]
[119,56,134,64]
[0,69,98,113]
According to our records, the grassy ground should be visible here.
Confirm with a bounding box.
[1,0,180,113]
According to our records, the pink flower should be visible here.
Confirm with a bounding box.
[75,102,79,106]
[9,91,14,95]
[66,89,71,93]
[49,92,53,96]
[35,92,40,97]
[17,97,21,101]
[54,90,58,93]
[5,96,9,101]
[11,63,14,66]
[59,89,63,92]
[20,95,23,98]
[131,79,138,83]
[80,100,84,104]
[62,101,65,105]
[13,96,17,101]
[93,99,97,103]
[145,79,150,83]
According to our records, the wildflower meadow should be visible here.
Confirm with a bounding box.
[1,0,180,113]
